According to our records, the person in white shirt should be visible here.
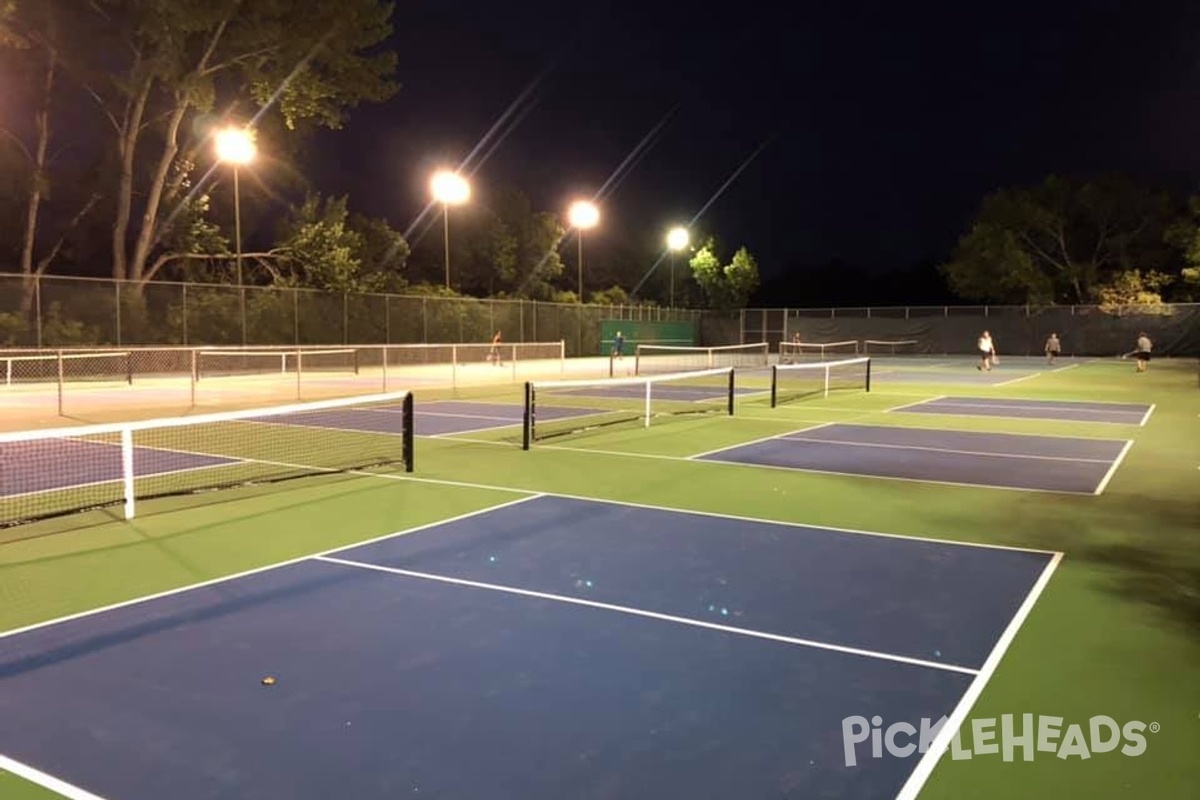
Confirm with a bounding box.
[977,331,997,371]
[1133,333,1152,372]
[1044,333,1061,365]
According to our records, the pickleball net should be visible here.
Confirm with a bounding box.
[771,356,871,407]
[1,390,414,528]
[628,342,769,376]
[195,348,360,380]
[778,340,859,361]
[523,367,735,448]
[861,339,921,356]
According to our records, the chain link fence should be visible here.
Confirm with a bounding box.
[0,273,702,358]
[740,305,1200,357]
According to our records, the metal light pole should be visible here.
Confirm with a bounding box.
[666,226,690,308]
[567,200,600,303]
[430,170,471,289]
[215,127,256,344]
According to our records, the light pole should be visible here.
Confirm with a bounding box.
[567,200,599,303]
[215,126,256,344]
[430,170,470,289]
[666,226,689,308]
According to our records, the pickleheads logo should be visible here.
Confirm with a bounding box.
[841,714,1157,767]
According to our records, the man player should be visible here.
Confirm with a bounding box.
[1133,332,1152,372]
[976,330,997,371]
[1044,333,1061,365]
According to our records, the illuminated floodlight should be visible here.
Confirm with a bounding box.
[667,226,689,251]
[214,127,257,165]
[567,199,600,230]
[431,170,471,205]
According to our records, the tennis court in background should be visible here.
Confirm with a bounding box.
[0,494,1058,800]
[892,396,1154,425]
[693,423,1131,494]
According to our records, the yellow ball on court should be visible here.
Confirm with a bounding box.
[261,676,276,686]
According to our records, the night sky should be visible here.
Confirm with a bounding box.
[306,0,1200,298]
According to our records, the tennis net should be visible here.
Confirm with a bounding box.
[628,342,769,376]
[861,339,921,356]
[523,367,735,447]
[196,348,360,380]
[778,340,859,361]
[771,356,871,407]
[1,390,414,528]
[2,350,133,386]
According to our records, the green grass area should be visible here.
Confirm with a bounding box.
[2,356,1198,798]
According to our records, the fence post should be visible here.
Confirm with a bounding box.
[181,283,188,345]
[342,292,349,345]
[35,275,43,348]
[422,297,428,343]
[114,281,122,346]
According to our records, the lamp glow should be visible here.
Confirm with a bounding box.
[431,171,470,205]
[214,127,256,165]
[567,200,600,230]
[667,227,689,251]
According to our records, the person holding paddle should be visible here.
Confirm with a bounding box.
[1132,332,1152,372]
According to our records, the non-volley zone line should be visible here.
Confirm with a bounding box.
[892,396,1154,425]
[693,422,1130,494]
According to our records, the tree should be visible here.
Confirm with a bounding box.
[1164,196,1200,302]
[82,0,398,284]
[689,238,761,310]
[0,1,102,309]
[270,194,407,293]
[941,175,1172,304]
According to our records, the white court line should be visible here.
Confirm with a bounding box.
[994,372,1042,387]
[1052,363,1082,372]
[1093,441,1134,496]
[0,753,112,800]
[915,400,1147,416]
[895,552,1063,800]
[883,394,947,413]
[0,495,545,639]
[419,411,523,423]
[776,435,1118,465]
[686,422,834,460]
[1,459,238,502]
[1139,404,1156,427]
[315,555,980,676]
[895,405,1147,426]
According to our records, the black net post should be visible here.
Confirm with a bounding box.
[727,367,735,415]
[522,382,533,450]
[864,358,871,393]
[402,392,415,472]
[770,365,778,408]
[125,351,133,385]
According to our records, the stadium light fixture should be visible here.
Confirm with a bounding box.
[666,226,690,307]
[214,126,258,344]
[567,200,600,303]
[430,170,471,288]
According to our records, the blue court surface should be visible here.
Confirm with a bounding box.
[694,422,1130,494]
[892,396,1153,425]
[0,495,1057,800]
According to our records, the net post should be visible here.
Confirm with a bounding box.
[56,349,64,416]
[644,379,652,427]
[121,427,136,520]
[727,368,735,415]
[823,362,831,398]
[560,340,565,374]
[382,346,388,392]
[402,392,415,472]
[353,348,360,375]
[189,349,197,409]
[126,351,133,385]
[522,382,533,450]
[295,349,302,401]
[865,357,872,393]
[770,365,778,408]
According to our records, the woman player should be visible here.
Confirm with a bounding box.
[977,331,997,371]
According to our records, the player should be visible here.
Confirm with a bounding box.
[976,330,997,371]
[612,330,625,360]
[487,330,503,366]
[1133,332,1152,372]
[1044,333,1061,365]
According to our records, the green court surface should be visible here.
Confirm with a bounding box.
[2,356,1198,799]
